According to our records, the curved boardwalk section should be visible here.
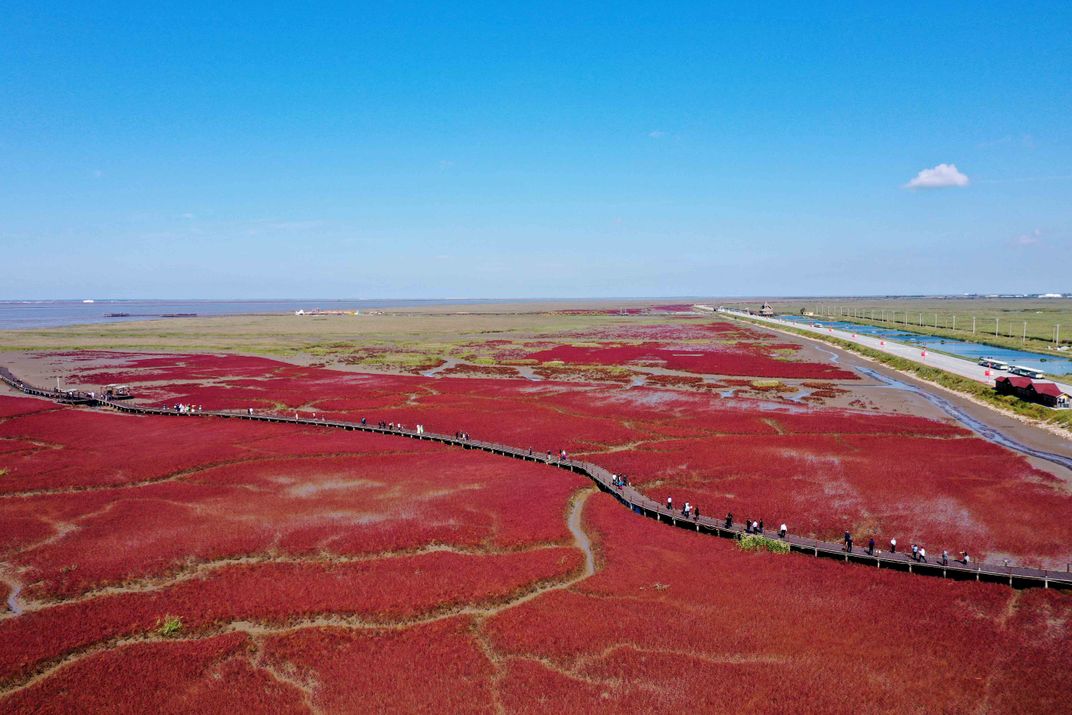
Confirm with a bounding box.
[1,366,1069,591]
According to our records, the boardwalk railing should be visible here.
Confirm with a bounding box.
[1,366,1069,591]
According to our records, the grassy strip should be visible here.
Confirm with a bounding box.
[738,534,791,554]
[730,315,1072,431]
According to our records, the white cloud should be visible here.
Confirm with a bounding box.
[647,130,667,139]
[1012,229,1041,247]
[904,163,970,189]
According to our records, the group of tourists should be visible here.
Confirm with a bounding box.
[658,503,978,568]
[611,473,630,488]
[841,534,971,566]
[170,403,202,414]
[373,420,412,431]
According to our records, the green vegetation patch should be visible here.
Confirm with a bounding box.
[738,535,791,554]
[157,615,183,637]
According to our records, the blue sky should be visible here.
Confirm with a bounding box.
[2,2,1070,299]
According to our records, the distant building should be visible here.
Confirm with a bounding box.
[1027,382,1071,408]
[758,302,775,317]
[995,376,1070,408]
[995,376,1032,396]
[800,308,816,317]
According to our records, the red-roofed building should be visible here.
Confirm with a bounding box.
[995,375,1032,396]
[995,376,1070,408]
[1026,381,1071,408]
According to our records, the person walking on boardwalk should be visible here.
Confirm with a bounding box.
[725,512,733,529]
[962,552,971,566]
[758,519,764,534]
[779,523,787,539]
[868,537,875,556]
[919,547,926,563]
[693,505,700,521]
[844,531,852,553]
[889,537,897,554]
[666,496,673,512]
[911,544,919,561]
[752,520,760,534]
[941,550,949,566]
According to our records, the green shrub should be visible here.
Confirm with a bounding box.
[739,534,791,554]
[158,615,183,637]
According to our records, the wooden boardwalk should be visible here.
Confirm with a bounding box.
[2,366,1069,591]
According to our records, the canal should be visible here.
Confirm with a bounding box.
[779,315,1072,376]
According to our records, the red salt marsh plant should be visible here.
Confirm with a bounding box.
[0,632,310,714]
[0,547,582,684]
[1,391,1070,712]
[11,347,1068,565]
[485,494,1072,713]
[525,341,856,379]
[259,617,496,713]
[0,404,586,600]
[594,431,1072,566]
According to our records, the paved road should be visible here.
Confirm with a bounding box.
[721,309,1072,397]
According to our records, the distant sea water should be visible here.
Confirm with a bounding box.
[0,299,516,331]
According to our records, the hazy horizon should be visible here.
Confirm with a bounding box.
[3,293,1070,303]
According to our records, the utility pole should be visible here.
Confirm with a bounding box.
[934,312,938,329]
[1022,321,1027,345]
[1057,324,1061,346]
[995,317,999,336]
[972,315,976,334]
[952,315,956,331]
